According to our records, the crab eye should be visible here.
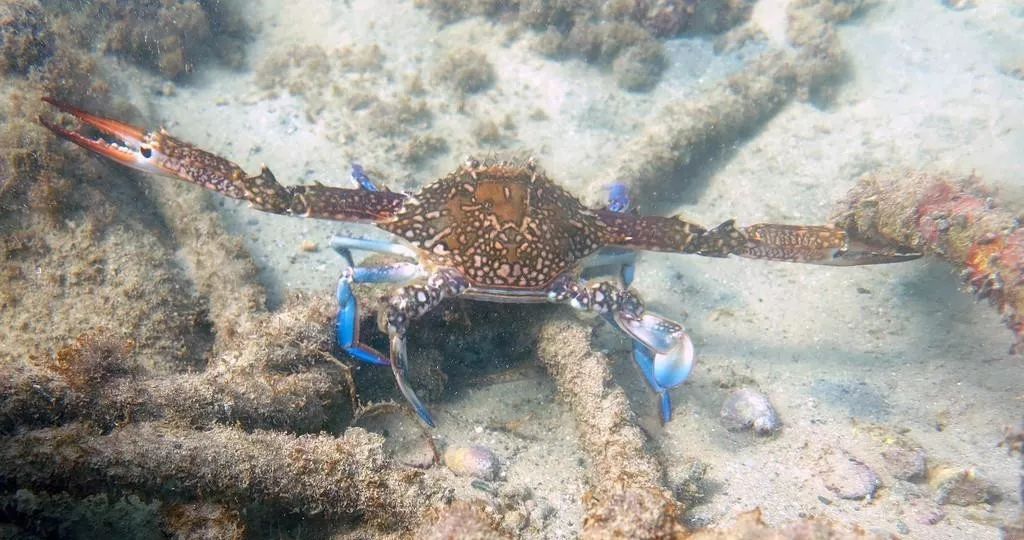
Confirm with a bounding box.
[140,145,152,158]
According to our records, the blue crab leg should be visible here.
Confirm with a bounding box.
[582,248,637,288]
[596,208,921,266]
[548,277,694,423]
[336,263,426,366]
[329,235,419,261]
[383,269,469,427]
[601,183,636,285]
[349,163,379,192]
[613,313,694,424]
[606,182,632,213]
[331,234,424,363]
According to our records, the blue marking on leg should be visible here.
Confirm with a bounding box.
[336,271,389,366]
[608,182,631,213]
[350,163,378,191]
[334,263,425,367]
[632,340,673,424]
[620,259,636,289]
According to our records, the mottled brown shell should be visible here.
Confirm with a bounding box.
[380,160,607,289]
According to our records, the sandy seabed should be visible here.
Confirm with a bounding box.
[2,0,1023,538]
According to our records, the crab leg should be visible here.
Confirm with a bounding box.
[596,209,920,266]
[548,277,694,423]
[335,262,426,366]
[692,220,922,266]
[39,97,406,223]
[381,269,468,427]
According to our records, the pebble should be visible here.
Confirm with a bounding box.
[881,445,927,481]
[720,388,781,435]
[444,445,499,481]
[823,453,881,500]
[929,466,997,506]
[397,439,436,469]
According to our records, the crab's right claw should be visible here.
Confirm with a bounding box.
[40,97,178,178]
[39,96,275,205]
[614,312,695,424]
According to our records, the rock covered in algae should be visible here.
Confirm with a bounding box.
[0,0,53,74]
[444,445,500,481]
[929,465,998,506]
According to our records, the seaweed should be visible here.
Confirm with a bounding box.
[415,0,754,92]
[602,0,856,204]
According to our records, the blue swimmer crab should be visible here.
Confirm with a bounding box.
[40,98,920,427]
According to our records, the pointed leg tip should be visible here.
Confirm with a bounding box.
[419,410,437,428]
[660,392,673,424]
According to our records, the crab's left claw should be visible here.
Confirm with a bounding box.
[613,312,695,424]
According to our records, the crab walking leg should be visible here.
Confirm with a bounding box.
[581,247,638,288]
[335,262,426,366]
[383,269,468,427]
[548,277,694,423]
[332,236,425,366]
[692,220,922,266]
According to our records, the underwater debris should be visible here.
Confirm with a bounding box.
[415,500,513,539]
[537,314,685,538]
[433,48,496,95]
[0,422,438,528]
[928,465,999,506]
[831,170,1024,352]
[162,502,245,540]
[48,328,136,391]
[822,452,881,501]
[141,174,268,347]
[603,0,851,202]
[416,0,752,91]
[0,489,164,539]
[1,296,349,434]
[50,0,250,79]
[687,508,880,539]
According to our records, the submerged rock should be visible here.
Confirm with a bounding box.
[720,388,781,435]
[882,445,927,482]
[823,453,881,500]
[444,445,500,481]
[929,466,998,506]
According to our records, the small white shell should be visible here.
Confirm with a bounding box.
[720,388,781,435]
[444,445,499,481]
